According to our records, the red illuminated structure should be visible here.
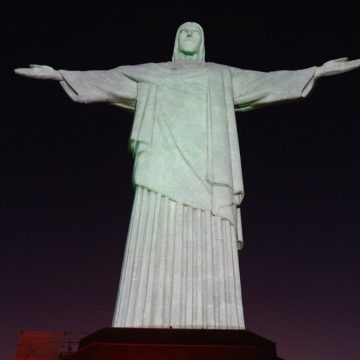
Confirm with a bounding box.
[62,327,285,360]
[12,331,66,360]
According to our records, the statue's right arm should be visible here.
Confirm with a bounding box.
[14,65,63,81]
[15,64,138,108]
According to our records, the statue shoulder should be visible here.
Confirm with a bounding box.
[206,62,234,73]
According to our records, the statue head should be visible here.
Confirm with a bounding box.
[172,22,205,62]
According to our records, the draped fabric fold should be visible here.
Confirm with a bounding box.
[112,186,245,329]
[129,82,157,156]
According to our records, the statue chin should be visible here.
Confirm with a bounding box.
[178,49,199,57]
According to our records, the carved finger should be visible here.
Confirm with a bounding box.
[349,59,360,66]
[346,60,360,70]
[333,57,349,62]
[14,68,35,76]
[14,68,51,79]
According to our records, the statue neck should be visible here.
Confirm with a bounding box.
[173,50,204,62]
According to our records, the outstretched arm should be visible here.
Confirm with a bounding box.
[231,66,317,111]
[15,64,138,108]
[315,57,360,78]
[14,64,63,80]
[231,57,360,111]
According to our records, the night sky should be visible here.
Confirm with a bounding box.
[2,4,359,360]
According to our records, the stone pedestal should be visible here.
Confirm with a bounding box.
[62,328,285,360]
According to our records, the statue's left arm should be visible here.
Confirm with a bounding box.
[231,58,360,111]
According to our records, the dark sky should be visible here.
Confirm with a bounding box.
[2,4,359,360]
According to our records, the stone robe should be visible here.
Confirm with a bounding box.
[59,61,316,329]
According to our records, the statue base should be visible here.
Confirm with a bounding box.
[62,327,285,360]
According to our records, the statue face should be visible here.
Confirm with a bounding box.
[177,24,202,56]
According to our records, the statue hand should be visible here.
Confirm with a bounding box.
[14,64,63,81]
[315,58,360,78]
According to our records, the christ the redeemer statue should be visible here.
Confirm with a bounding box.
[15,22,360,330]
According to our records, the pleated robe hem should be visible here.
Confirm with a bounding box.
[112,186,245,330]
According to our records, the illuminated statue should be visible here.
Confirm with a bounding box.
[15,22,360,329]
